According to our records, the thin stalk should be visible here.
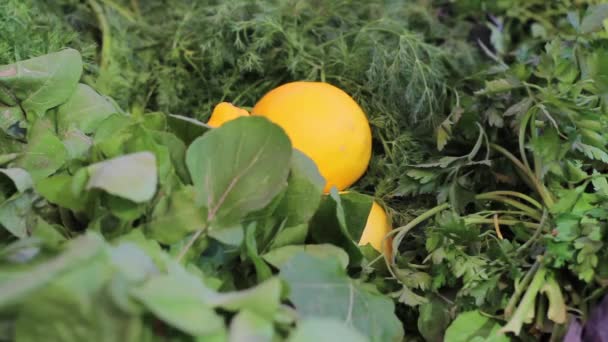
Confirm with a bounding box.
[87,0,112,72]
[490,143,554,207]
[475,193,542,220]
[505,260,541,318]
[384,203,450,274]
[176,227,207,262]
[517,210,548,253]
[477,191,543,210]
[501,266,548,335]
[519,110,533,171]
[464,218,540,230]
[530,111,543,182]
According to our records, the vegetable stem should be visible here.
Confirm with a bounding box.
[505,260,541,318]
[490,143,554,207]
[501,265,547,336]
[476,191,543,209]
[463,218,540,229]
[475,193,542,220]
[87,0,112,72]
[176,227,206,262]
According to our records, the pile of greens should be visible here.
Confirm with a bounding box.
[0,49,403,341]
[2,0,608,341]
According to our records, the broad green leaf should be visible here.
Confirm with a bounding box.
[417,297,451,342]
[150,130,190,184]
[108,243,159,283]
[340,192,374,242]
[56,83,119,134]
[270,223,308,248]
[444,311,509,342]
[132,273,224,336]
[0,168,32,192]
[0,192,35,238]
[0,104,25,138]
[581,4,608,33]
[244,222,273,282]
[35,174,87,211]
[168,113,209,145]
[206,278,282,319]
[309,190,369,265]
[146,186,205,244]
[86,152,157,203]
[123,125,173,183]
[118,230,167,270]
[262,244,349,269]
[15,285,144,342]
[0,233,104,307]
[276,150,325,226]
[289,318,369,342]
[0,49,83,117]
[229,310,273,342]
[93,114,135,157]
[185,116,291,228]
[279,253,403,342]
[15,119,67,180]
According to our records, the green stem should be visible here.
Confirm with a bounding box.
[176,226,207,262]
[464,218,540,229]
[502,266,547,336]
[384,203,450,268]
[475,194,542,220]
[477,191,543,209]
[530,112,543,182]
[517,210,548,253]
[504,261,541,319]
[87,0,112,72]
[518,110,533,171]
[490,143,554,207]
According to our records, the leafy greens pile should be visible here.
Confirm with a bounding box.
[0,49,403,341]
[3,0,608,341]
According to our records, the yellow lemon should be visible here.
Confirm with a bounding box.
[207,102,249,127]
[359,201,393,257]
[251,82,372,193]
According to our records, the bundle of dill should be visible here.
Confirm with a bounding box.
[3,0,479,220]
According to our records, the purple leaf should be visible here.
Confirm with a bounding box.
[583,295,608,342]
[563,318,582,342]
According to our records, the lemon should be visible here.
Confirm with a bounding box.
[252,82,372,193]
[359,201,393,257]
[207,102,249,127]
